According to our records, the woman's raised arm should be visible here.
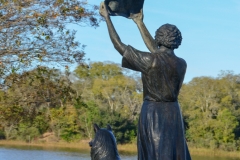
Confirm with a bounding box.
[99,2,127,55]
[131,10,158,53]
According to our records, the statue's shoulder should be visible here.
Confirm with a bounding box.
[177,57,187,68]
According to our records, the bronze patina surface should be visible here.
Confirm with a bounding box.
[99,1,192,159]
[105,0,144,18]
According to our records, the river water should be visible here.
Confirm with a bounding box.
[0,146,239,160]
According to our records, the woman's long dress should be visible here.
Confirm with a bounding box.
[122,45,191,160]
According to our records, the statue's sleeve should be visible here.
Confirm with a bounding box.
[122,45,153,73]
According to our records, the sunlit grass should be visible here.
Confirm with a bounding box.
[0,140,90,152]
[0,140,240,158]
[118,143,137,155]
[117,144,240,158]
[189,147,240,158]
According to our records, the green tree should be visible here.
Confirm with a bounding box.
[179,73,240,150]
[75,62,122,80]
[49,106,81,142]
[217,71,240,138]
[74,62,142,119]
[17,123,40,142]
[74,62,142,143]
[75,100,101,139]
[215,109,238,143]
[0,0,100,89]
[0,105,24,139]
[3,67,75,108]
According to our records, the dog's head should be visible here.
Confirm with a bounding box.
[89,124,120,160]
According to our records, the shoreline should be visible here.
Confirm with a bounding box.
[0,140,239,158]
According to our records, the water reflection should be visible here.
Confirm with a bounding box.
[0,147,89,160]
[0,146,239,160]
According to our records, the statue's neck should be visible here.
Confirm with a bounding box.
[157,46,174,55]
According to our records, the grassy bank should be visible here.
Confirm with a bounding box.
[189,147,240,158]
[0,140,90,152]
[0,140,239,158]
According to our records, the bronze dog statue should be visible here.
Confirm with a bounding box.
[89,124,121,160]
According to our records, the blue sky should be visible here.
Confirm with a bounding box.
[72,0,240,82]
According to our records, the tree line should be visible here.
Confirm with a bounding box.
[0,62,240,152]
[0,62,141,144]
[0,0,239,152]
[179,71,240,151]
[0,0,99,89]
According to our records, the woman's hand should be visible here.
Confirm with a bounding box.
[99,2,109,18]
[131,9,144,24]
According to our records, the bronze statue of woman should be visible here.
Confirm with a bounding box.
[99,2,191,160]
